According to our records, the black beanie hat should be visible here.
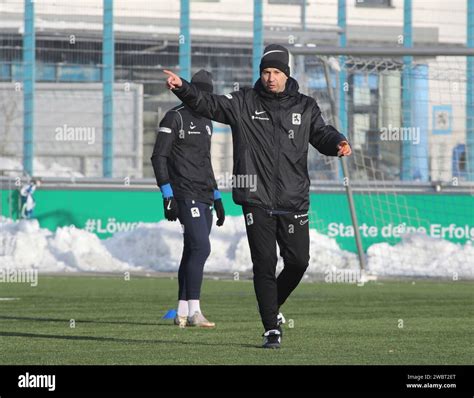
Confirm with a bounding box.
[191,69,213,93]
[259,44,290,77]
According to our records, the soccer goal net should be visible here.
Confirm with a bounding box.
[294,50,474,277]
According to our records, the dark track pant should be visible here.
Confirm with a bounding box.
[242,205,310,331]
[177,199,213,301]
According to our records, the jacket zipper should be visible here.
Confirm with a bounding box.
[272,100,281,210]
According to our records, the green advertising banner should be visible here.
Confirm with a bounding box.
[1,188,473,253]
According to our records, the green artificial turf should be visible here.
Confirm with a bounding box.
[0,276,472,365]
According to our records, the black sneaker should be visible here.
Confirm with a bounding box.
[262,328,282,349]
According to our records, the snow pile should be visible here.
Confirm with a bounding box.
[367,234,474,278]
[103,221,186,271]
[0,216,356,274]
[0,219,133,272]
[0,216,472,278]
[0,157,84,178]
[103,217,358,273]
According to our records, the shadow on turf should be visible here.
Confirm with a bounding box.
[0,315,272,349]
[0,330,260,348]
[0,315,168,327]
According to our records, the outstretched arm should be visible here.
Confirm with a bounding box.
[164,69,242,125]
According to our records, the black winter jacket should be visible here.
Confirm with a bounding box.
[151,104,217,205]
[173,77,347,211]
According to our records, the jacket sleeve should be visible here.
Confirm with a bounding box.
[210,167,218,191]
[210,157,219,192]
[150,111,178,187]
[309,99,348,156]
[208,124,219,192]
[172,79,243,125]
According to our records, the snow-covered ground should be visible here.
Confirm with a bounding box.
[0,157,84,178]
[0,216,472,279]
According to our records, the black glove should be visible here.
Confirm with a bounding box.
[214,198,225,226]
[163,197,178,221]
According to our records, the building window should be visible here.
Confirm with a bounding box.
[355,0,392,7]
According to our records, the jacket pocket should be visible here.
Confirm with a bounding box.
[277,149,310,209]
[233,145,267,204]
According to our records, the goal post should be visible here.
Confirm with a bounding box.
[290,46,474,272]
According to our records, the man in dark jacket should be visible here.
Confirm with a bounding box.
[151,69,225,329]
[164,45,352,348]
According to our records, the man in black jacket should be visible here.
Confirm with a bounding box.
[151,69,225,329]
[164,45,352,348]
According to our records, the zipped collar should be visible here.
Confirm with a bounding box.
[254,77,300,100]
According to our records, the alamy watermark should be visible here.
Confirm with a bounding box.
[216,172,258,192]
[55,124,96,145]
[380,124,420,145]
[325,269,365,287]
[0,268,38,287]
[18,372,55,392]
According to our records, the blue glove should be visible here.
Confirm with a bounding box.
[160,183,178,221]
[160,183,174,198]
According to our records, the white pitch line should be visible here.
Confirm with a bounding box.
[0,298,20,301]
